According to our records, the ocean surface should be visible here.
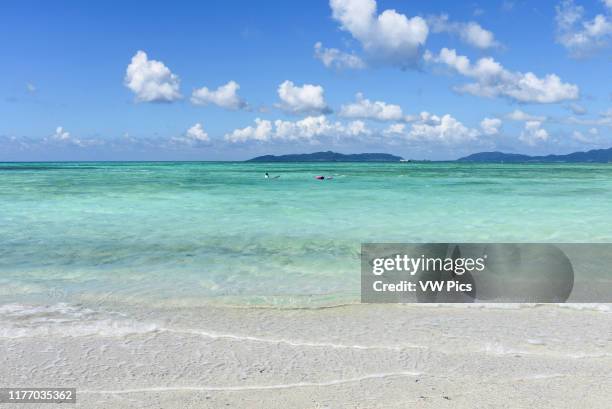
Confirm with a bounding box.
[1,161,612,308]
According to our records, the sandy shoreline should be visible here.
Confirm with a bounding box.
[2,302,611,408]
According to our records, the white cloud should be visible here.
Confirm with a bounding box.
[225,115,369,143]
[345,120,369,136]
[428,15,498,49]
[26,83,36,93]
[52,126,71,141]
[124,50,181,103]
[589,127,600,134]
[339,93,405,121]
[191,81,246,110]
[48,126,93,147]
[330,0,428,68]
[555,0,612,57]
[275,116,342,140]
[383,123,406,136]
[186,123,209,142]
[277,80,329,114]
[407,112,480,143]
[506,109,547,122]
[225,118,273,142]
[4,132,98,152]
[425,48,579,103]
[314,42,366,69]
[171,123,210,146]
[461,22,497,49]
[480,117,502,135]
[519,121,549,145]
[382,112,482,144]
[605,0,612,9]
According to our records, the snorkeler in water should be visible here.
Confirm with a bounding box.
[265,172,269,179]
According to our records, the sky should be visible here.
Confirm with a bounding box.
[1,0,611,161]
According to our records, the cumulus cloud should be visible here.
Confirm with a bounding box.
[314,42,366,69]
[344,120,369,136]
[519,121,549,145]
[424,48,579,103]
[274,116,367,140]
[428,15,498,49]
[329,0,428,68]
[191,81,246,110]
[407,112,480,143]
[225,118,273,142]
[52,126,71,141]
[382,123,406,136]
[277,80,329,114]
[124,50,181,103]
[339,93,406,121]
[186,123,210,142]
[555,0,612,57]
[171,123,211,146]
[225,115,369,143]
[480,117,502,135]
[382,112,483,144]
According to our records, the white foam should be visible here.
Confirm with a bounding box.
[81,371,421,394]
[162,327,426,351]
[511,373,566,381]
[408,302,611,313]
[482,342,529,356]
[482,342,612,360]
[0,303,159,338]
[0,302,95,317]
[553,303,611,313]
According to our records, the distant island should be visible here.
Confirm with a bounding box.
[246,147,612,163]
[247,151,403,162]
[458,147,612,163]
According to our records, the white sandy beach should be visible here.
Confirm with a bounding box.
[2,302,611,408]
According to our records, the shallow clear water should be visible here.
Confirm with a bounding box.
[1,161,611,307]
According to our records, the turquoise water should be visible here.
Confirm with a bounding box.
[1,162,612,307]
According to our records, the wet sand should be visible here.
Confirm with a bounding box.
[1,303,611,408]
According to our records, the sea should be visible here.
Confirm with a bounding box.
[1,161,612,309]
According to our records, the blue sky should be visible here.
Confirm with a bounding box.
[1,0,611,160]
